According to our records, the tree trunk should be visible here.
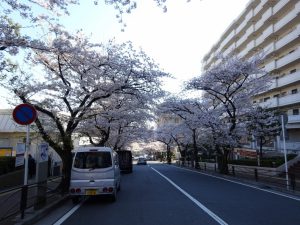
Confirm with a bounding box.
[192,129,199,169]
[166,145,171,164]
[60,152,73,193]
[217,148,229,174]
[259,136,263,159]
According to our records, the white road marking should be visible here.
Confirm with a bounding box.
[53,200,84,225]
[172,165,300,201]
[151,167,228,225]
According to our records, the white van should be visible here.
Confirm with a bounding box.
[69,147,121,203]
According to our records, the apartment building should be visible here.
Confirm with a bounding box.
[202,0,300,152]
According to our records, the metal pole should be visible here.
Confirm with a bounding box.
[281,115,289,190]
[24,125,30,185]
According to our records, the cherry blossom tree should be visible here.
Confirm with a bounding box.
[0,0,179,69]
[158,97,207,168]
[154,124,174,164]
[246,106,280,163]
[1,32,167,191]
[185,55,271,173]
[77,93,154,150]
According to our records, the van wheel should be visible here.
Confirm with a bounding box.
[72,196,80,204]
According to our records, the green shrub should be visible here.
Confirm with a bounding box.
[0,157,16,175]
[229,154,297,167]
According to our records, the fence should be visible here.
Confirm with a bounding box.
[177,160,300,193]
[0,176,63,225]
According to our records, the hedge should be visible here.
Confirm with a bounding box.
[0,157,16,175]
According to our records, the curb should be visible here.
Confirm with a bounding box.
[14,195,70,225]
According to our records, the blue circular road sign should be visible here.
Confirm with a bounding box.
[12,104,37,125]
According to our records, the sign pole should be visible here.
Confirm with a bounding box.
[24,125,30,185]
[12,103,37,219]
[281,115,289,190]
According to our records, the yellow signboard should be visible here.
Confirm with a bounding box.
[0,148,14,157]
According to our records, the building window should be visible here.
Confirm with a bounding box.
[291,89,298,94]
[293,109,299,115]
[253,100,257,103]
[263,97,270,102]
[290,69,296,74]
[259,99,263,103]
[273,94,279,98]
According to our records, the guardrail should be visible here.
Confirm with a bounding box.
[0,176,63,225]
[177,161,300,193]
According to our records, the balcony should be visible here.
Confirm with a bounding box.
[275,25,300,51]
[255,8,273,31]
[288,115,300,123]
[263,42,275,55]
[273,0,289,15]
[245,24,255,38]
[269,70,300,89]
[236,32,248,48]
[278,142,300,151]
[254,0,268,17]
[264,60,276,72]
[277,48,300,69]
[223,44,235,57]
[236,17,248,35]
[238,47,248,58]
[219,30,236,51]
[274,1,300,32]
[244,40,256,53]
[278,92,300,107]
[257,25,274,46]
[259,92,300,108]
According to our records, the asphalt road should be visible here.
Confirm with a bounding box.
[35,162,300,225]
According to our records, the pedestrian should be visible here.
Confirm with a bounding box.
[28,154,36,178]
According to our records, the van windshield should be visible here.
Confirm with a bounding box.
[74,152,112,169]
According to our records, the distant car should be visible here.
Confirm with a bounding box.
[137,157,147,165]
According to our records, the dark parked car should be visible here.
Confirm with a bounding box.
[137,157,147,165]
[117,150,133,173]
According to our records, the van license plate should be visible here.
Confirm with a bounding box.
[85,189,97,195]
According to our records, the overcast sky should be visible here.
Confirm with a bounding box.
[1,0,250,108]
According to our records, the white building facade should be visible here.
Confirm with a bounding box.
[202,0,300,153]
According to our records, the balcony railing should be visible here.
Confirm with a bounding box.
[273,0,289,15]
[276,25,300,51]
[277,48,300,69]
[219,30,236,51]
[263,42,275,55]
[288,115,300,123]
[278,92,300,107]
[256,24,274,47]
[236,32,248,48]
[259,92,300,108]
[278,142,300,151]
[254,0,268,17]
[270,70,300,89]
[264,60,276,72]
[255,7,272,31]
[274,1,300,32]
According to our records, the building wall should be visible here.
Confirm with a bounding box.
[202,0,300,151]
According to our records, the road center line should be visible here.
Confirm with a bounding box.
[151,167,228,225]
[53,200,84,225]
[172,165,300,201]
